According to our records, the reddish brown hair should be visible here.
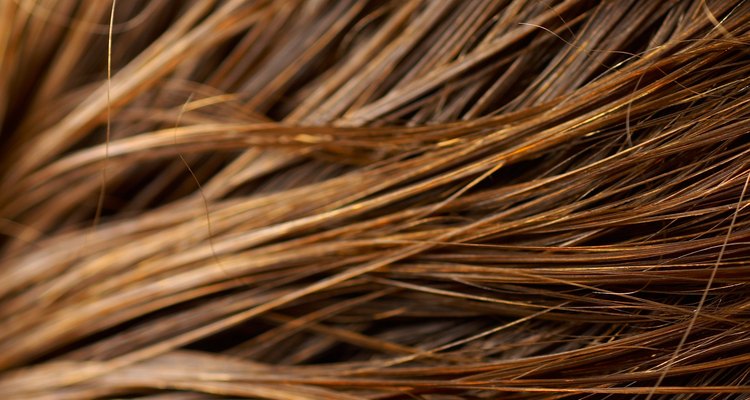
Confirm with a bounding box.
[2,1,750,398]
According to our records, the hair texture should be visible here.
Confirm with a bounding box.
[2,0,750,399]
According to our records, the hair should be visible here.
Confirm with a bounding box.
[1,0,750,399]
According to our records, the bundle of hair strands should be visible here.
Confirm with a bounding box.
[1,0,750,398]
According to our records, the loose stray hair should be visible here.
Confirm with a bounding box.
[2,0,750,399]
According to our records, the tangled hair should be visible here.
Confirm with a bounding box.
[2,0,750,398]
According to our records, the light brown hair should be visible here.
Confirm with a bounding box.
[1,0,750,398]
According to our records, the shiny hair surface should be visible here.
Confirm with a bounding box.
[1,1,750,399]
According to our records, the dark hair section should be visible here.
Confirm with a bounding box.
[2,1,750,399]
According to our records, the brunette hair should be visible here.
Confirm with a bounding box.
[1,0,750,399]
